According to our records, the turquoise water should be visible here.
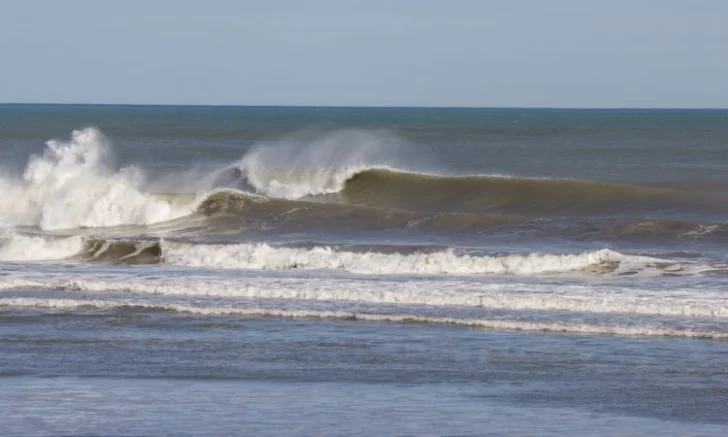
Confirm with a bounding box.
[1,105,727,436]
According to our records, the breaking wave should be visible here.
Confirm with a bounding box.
[188,189,728,242]
[0,128,193,230]
[0,231,719,277]
[3,127,725,237]
[232,129,419,199]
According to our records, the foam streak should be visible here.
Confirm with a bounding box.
[2,297,726,339]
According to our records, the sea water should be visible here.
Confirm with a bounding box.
[1,105,727,436]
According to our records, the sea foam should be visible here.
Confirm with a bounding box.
[0,128,192,230]
[161,242,656,276]
[2,297,726,339]
[0,231,85,261]
[1,274,726,318]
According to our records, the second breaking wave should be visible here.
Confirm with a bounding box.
[0,231,720,277]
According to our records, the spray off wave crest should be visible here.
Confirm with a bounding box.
[231,129,420,199]
[0,128,195,230]
[191,189,728,242]
[334,169,728,216]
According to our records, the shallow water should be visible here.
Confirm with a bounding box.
[2,315,728,436]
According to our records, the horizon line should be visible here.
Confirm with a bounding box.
[1,101,727,111]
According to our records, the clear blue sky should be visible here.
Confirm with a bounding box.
[1,0,727,108]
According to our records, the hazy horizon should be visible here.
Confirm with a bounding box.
[2,1,727,109]
[2,102,727,110]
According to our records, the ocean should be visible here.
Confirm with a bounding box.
[1,104,727,436]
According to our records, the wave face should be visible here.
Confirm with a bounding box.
[218,165,727,217]
[335,169,727,216]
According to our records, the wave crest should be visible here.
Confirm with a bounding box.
[0,128,191,230]
[232,129,419,199]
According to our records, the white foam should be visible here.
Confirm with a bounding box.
[0,128,193,230]
[0,232,84,261]
[2,297,726,339]
[2,273,725,319]
[243,164,375,199]
[162,242,656,276]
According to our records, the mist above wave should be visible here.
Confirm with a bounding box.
[231,128,424,199]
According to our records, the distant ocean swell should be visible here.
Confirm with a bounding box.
[221,167,728,217]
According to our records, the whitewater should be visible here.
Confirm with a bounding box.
[2,106,728,436]
[0,125,727,335]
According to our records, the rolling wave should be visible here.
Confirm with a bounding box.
[188,189,728,242]
[0,231,719,277]
[218,128,728,217]
[324,168,726,216]
[3,127,725,238]
[210,163,728,217]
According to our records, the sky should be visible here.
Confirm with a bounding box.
[1,0,727,108]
